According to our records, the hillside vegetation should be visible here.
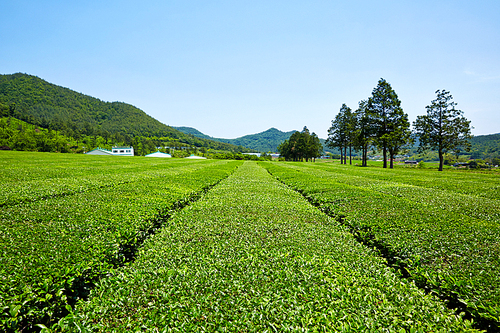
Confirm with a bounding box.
[469,133,500,159]
[0,73,252,154]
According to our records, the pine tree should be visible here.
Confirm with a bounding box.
[327,104,352,164]
[353,100,373,167]
[367,78,411,168]
[413,90,472,171]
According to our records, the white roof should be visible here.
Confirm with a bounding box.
[145,151,172,158]
[184,155,207,159]
[85,148,113,155]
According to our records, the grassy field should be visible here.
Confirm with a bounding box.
[1,151,498,331]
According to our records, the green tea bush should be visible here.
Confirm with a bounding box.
[68,162,475,332]
[261,161,500,328]
[0,153,241,331]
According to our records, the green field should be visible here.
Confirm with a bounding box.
[1,151,498,331]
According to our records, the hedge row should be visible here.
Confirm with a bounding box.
[67,162,475,332]
[287,162,500,223]
[0,155,241,331]
[261,161,500,329]
[0,152,212,207]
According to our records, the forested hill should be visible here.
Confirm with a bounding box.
[223,128,297,152]
[0,73,252,153]
[174,126,214,140]
[470,133,500,159]
[174,127,295,152]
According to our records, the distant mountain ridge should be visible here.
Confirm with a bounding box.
[174,127,297,152]
[174,126,214,140]
[175,125,500,159]
[174,126,337,153]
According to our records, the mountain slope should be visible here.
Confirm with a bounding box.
[0,73,252,152]
[224,127,297,152]
[173,126,214,140]
[175,127,298,152]
[470,133,500,159]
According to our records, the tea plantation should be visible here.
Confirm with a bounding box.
[1,151,498,332]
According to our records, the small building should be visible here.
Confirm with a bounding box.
[243,153,261,157]
[404,160,418,165]
[111,146,134,156]
[185,155,207,159]
[85,148,114,155]
[145,151,172,158]
[86,146,134,156]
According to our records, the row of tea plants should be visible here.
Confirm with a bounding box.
[0,152,241,331]
[65,162,476,331]
[260,161,500,329]
[0,152,215,207]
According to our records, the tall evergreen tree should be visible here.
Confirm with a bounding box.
[308,132,323,162]
[300,127,311,161]
[353,100,372,167]
[345,106,357,165]
[413,90,472,171]
[327,104,352,164]
[367,78,410,168]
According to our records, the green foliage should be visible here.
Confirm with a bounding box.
[278,126,323,161]
[0,117,78,152]
[261,161,500,327]
[469,133,500,160]
[353,100,373,167]
[326,103,356,165]
[0,152,241,331]
[413,90,472,171]
[367,78,411,169]
[0,73,252,153]
[68,162,474,331]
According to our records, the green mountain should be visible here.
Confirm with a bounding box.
[0,73,252,153]
[175,127,330,153]
[225,128,297,152]
[174,126,214,140]
[469,133,500,160]
[175,126,337,154]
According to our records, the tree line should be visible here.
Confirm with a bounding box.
[327,78,472,171]
[277,127,323,161]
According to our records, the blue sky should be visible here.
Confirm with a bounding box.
[1,0,499,138]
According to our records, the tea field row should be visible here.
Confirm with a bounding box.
[260,161,500,328]
[0,151,218,207]
[66,161,475,332]
[0,152,242,331]
[1,151,496,331]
